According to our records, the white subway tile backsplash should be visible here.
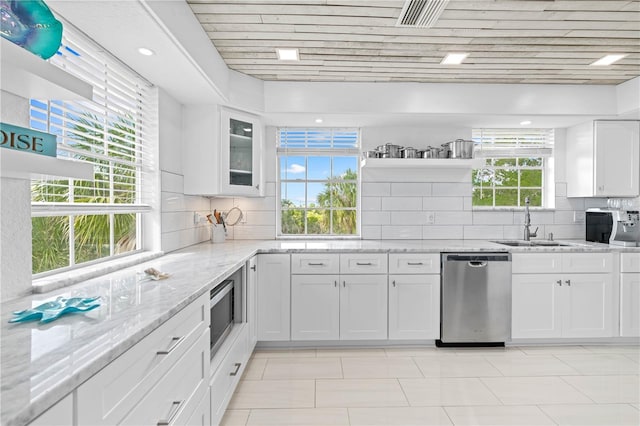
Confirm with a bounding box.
[362,182,391,197]
[362,211,391,225]
[391,211,429,226]
[422,197,464,211]
[554,210,579,225]
[422,225,463,239]
[210,197,236,211]
[473,211,514,225]
[584,198,608,209]
[503,225,524,240]
[556,182,567,197]
[265,181,277,197]
[381,197,422,211]
[361,225,381,239]
[434,211,472,225]
[432,182,472,197]
[233,225,275,240]
[545,224,584,239]
[463,197,473,211]
[161,192,186,212]
[513,211,556,225]
[463,225,504,240]
[381,225,423,239]
[244,210,276,226]
[555,197,585,211]
[234,196,276,212]
[391,182,432,197]
[361,197,382,211]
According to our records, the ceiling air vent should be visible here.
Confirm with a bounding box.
[396,0,449,28]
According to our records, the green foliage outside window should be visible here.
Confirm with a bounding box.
[472,157,543,207]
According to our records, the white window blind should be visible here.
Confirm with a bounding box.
[29,20,157,275]
[473,128,554,158]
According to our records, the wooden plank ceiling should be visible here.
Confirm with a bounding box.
[187,0,640,84]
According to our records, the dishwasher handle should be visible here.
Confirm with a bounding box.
[468,261,488,268]
[443,253,511,262]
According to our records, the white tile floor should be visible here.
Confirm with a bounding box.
[222,345,640,426]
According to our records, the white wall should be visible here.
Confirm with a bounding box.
[159,89,212,252]
[0,91,34,301]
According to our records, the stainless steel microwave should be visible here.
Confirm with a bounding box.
[585,208,613,243]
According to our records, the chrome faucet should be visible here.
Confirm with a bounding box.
[523,197,538,241]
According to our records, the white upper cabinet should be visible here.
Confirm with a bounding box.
[183,105,264,197]
[566,120,640,197]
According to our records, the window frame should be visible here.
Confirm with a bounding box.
[276,128,361,238]
[29,20,156,278]
[472,128,555,210]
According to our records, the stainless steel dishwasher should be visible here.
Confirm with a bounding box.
[437,253,512,347]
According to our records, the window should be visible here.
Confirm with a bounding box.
[30,22,157,275]
[472,129,554,208]
[277,129,359,236]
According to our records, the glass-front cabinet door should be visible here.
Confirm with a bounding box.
[220,108,262,196]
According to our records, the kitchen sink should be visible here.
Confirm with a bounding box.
[492,240,571,247]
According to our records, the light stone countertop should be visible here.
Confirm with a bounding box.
[1,238,636,425]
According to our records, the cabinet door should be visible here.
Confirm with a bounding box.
[562,273,613,338]
[291,274,340,340]
[620,273,640,337]
[180,387,210,426]
[562,252,612,274]
[247,256,258,349]
[220,108,262,197]
[389,274,440,340]
[257,254,291,341]
[340,274,388,340]
[594,120,639,197]
[512,274,562,338]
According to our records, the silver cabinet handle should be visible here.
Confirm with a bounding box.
[157,336,182,355]
[392,280,396,287]
[250,265,256,271]
[565,279,571,286]
[557,280,562,286]
[230,362,242,376]
[334,280,337,287]
[157,400,183,425]
[407,262,424,265]
[343,281,346,287]
[468,261,487,268]
[308,262,325,266]
[356,262,373,266]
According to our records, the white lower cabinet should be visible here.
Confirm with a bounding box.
[29,393,72,426]
[257,254,291,341]
[291,253,388,341]
[620,253,640,337]
[77,293,209,425]
[512,273,613,339]
[182,387,211,426]
[388,274,440,340]
[340,274,388,340]
[291,274,340,340]
[210,325,249,426]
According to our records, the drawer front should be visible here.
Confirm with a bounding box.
[512,253,561,274]
[621,252,640,273]
[562,252,613,273]
[291,253,340,274]
[77,293,208,425]
[122,330,210,426]
[211,326,249,425]
[389,253,439,274]
[340,253,388,274]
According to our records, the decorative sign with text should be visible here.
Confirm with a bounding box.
[0,122,57,157]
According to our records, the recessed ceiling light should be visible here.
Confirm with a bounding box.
[276,48,299,61]
[137,47,155,56]
[315,118,323,123]
[441,53,469,65]
[520,120,532,125]
[590,54,627,66]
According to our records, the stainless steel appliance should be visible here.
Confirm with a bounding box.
[610,210,640,247]
[585,208,613,243]
[210,279,236,358]
[438,253,512,347]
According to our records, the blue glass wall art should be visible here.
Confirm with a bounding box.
[0,0,63,59]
